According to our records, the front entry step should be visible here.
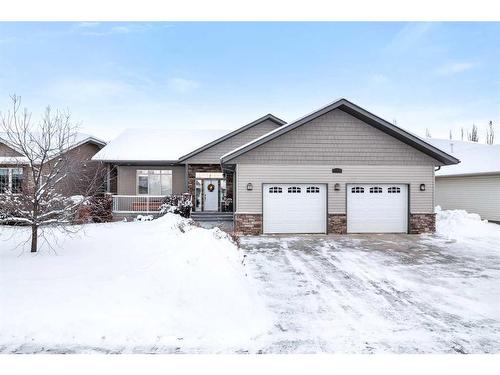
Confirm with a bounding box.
[191,212,234,222]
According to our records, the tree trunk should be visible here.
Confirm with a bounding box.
[31,225,38,253]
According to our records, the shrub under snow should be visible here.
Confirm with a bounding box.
[0,214,272,352]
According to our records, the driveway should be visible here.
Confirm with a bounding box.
[240,234,500,353]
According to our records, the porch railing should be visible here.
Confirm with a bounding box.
[112,195,167,213]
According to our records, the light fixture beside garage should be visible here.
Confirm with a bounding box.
[334,183,341,191]
[246,183,253,191]
[420,184,426,191]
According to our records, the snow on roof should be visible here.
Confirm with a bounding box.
[426,138,500,176]
[0,132,105,151]
[92,128,230,162]
[0,156,30,165]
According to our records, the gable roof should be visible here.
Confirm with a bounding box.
[0,132,106,164]
[92,128,230,162]
[426,138,500,176]
[221,98,460,166]
[178,114,285,162]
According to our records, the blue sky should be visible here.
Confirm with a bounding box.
[0,22,498,141]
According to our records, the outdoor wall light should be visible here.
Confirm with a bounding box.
[420,184,426,191]
[334,183,341,191]
[246,183,253,191]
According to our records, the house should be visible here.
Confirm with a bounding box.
[92,114,286,218]
[93,98,459,234]
[427,138,500,223]
[0,133,106,196]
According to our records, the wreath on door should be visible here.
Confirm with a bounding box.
[207,183,215,192]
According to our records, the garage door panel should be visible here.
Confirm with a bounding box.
[263,184,326,234]
[347,184,408,233]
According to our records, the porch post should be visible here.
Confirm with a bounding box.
[106,164,111,193]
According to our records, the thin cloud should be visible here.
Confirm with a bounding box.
[45,78,137,103]
[386,22,435,51]
[75,22,101,29]
[168,78,201,93]
[436,61,479,76]
[80,26,132,37]
[371,74,389,84]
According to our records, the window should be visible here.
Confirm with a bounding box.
[0,169,8,193]
[11,168,23,193]
[306,186,320,193]
[351,186,364,193]
[195,172,224,179]
[369,186,383,193]
[388,186,401,194]
[0,168,23,194]
[269,186,282,193]
[287,186,301,193]
[136,170,172,195]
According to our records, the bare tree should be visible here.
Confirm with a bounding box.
[425,128,432,138]
[461,127,464,141]
[486,120,495,145]
[449,129,453,140]
[0,95,106,252]
[467,124,479,142]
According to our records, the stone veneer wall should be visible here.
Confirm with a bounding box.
[234,214,262,235]
[328,214,347,234]
[234,213,435,236]
[409,213,436,234]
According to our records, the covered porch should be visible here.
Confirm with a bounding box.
[108,162,234,216]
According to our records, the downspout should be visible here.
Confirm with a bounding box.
[434,166,441,172]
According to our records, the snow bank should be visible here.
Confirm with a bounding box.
[435,206,500,243]
[0,214,272,352]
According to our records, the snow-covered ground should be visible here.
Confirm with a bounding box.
[0,209,499,353]
[0,214,272,353]
[240,209,500,353]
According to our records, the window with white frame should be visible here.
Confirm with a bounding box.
[0,168,23,194]
[388,186,401,194]
[136,170,172,195]
[287,186,301,193]
[306,186,320,193]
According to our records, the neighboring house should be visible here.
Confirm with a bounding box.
[427,138,500,223]
[0,133,106,196]
[94,99,459,235]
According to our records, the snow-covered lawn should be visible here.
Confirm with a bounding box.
[0,215,271,353]
[1,208,499,353]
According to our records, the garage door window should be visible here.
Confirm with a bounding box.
[388,186,401,193]
[288,186,301,193]
[306,186,320,193]
[351,187,364,193]
[269,186,282,193]
[369,187,383,193]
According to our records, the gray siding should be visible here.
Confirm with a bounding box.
[184,119,281,164]
[117,165,186,195]
[236,164,435,214]
[436,174,500,222]
[231,109,441,166]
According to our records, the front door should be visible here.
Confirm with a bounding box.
[203,179,219,211]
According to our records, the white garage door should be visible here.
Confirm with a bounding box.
[263,183,327,234]
[347,184,408,233]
